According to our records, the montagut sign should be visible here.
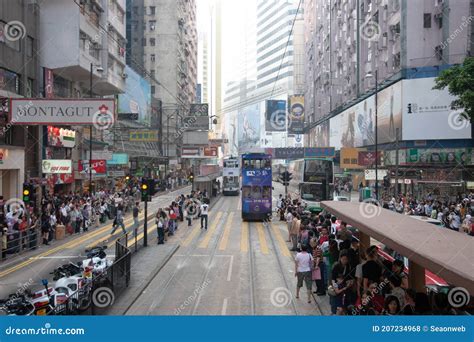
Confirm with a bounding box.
[9,99,116,125]
[42,160,72,174]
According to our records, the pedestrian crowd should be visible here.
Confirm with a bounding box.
[381,192,474,235]
[276,193,472,315]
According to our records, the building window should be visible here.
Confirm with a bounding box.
[151,85,155,94]
[151,70,155,78]
[150,38,155,46]
[150,6,156,15]
[142,38,146,46]
[423,13,432,28]
[133,6,138,15]
[26,36,34,57]
[149,20,156,31]
[151,54,156,62]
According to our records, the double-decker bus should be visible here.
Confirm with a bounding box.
[288,158,334,213]
[223,157,240,196]
[241,153,272,221]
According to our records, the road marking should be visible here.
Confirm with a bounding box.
[227,255,234,282]
[256,223,269,254]
[85,214,143,249]
[29,256,83,260]
[271,223,291,257]
[221,298,228,315]
[240,222,249,252]
[219,212,234,251]
[198,212,224,249]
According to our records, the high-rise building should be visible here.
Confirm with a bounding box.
[0,0,40,199]
[127,0,198,159]
[304,0,473,195]
[222,0,304,153]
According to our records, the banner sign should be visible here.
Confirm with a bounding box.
[107,153,129,165]
[265,100,287,132]
[288,95,305,134]
[364,169,388,181]
[10,99,116,125]
[304,147,335,158]
[129,130,159,142]
[182,147,201,156]
[204,146,218,157]
[190,103,209,116]
[273,148,305,160]
[358,151,382,166]
[92,150,113,161]
[42,159,72,174]
[47,126,76,148]
[78,160,107,174]
[44,68,54,99]
[340,148,366,169]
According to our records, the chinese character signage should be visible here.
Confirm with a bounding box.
[129,130,159,142]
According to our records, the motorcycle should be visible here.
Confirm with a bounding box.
[0,295,35,316]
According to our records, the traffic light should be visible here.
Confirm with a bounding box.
[22,183,33,204]
[149,179,157,196]
[189,172,194,184]
[141,182,149,202]
[279,171,292,186]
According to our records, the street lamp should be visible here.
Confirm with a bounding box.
[366,70,379,201]
[89,63,103,195]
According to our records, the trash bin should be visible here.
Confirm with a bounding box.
[56,225,65,240]
[361,187,372,201]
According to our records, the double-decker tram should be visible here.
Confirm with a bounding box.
[223,156,240,196]
[241,153,272,221]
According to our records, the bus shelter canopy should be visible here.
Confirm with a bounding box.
[321,201,474,294]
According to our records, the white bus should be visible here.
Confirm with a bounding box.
[223,157,240,196]
[287,158,334,213]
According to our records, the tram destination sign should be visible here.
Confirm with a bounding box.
[9,99,116,125]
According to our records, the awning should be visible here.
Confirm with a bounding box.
[321,201,474,294]
[195,172,222,182]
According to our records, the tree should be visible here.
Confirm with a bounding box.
[433,57,474,123]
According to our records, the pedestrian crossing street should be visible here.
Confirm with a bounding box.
[96,208,293,258]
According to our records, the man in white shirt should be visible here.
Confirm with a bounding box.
[285,210,293,242]
[200,203,209,230]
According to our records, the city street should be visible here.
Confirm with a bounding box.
[126,182,327,316]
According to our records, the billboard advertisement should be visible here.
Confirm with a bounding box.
[406,148,472,166]
[340,148,366,169]
[312,121,330,147]
[238,103,260,151]
[129,130,159,142]
[118,65,151,124]
[330,81,402,149]
[47,126,76,148]
[265,100,286,132]
[288,95,305,134]
[78,160,107,174]
[10,99,115,125]
[42,160,72,174]
[402,77,471,140]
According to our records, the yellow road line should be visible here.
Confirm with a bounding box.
[198,212,224,249]
[271,223,291,257]
[257,223,269,255]
[182,222,201,247]
[123,218,155,247]
[219,212,234,251]
[240,222,249,252]
[0,216,122,278]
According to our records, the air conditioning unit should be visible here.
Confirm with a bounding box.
[121,72,128,79]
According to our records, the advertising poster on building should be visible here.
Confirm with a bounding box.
[78,160,107,174]
[47,126,76,148]
[238,103,260,151]
[340,148,366,169]
[265,100,286,132]
[42,160,72,174]
[377,81,402,143]
[288,95,305,134]
[402,77,472,140]
[406,148,472,166]
[118,65,152,125]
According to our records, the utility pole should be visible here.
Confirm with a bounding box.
[374,70,379,201]
[89,63,93,195]
[394,128,399,198]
